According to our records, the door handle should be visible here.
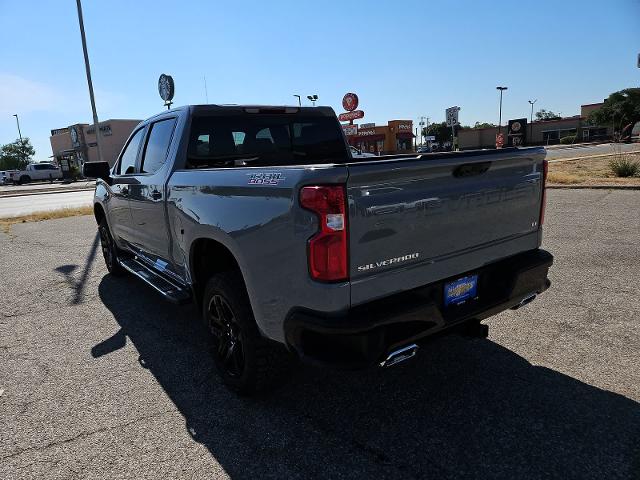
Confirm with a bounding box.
[151,190,162,200]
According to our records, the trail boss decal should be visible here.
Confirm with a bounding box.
[247,172,285,185]
[357,252,420,272]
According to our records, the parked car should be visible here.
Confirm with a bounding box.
[349,145,376,158]
[416,145,431,154]
[84,104,553,394]
[0,171,10,185]
[9,163,62,184]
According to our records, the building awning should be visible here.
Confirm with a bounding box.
[396,132,415,139]
[350,134,385,143]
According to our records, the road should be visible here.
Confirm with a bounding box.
[0,190,93,218]
[544,142,640,160]
[1,190,639,479]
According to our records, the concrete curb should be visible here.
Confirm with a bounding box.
[0,187,95,199]
[548,151,640,163]
[547,184,640,190]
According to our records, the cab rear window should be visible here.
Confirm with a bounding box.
[186,115,347,168]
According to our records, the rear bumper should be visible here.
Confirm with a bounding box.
[284,248,553,369]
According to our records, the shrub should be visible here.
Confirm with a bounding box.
[609,156,640,177]
[560,135,577,144]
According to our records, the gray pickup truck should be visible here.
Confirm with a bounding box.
[84,105,553,394]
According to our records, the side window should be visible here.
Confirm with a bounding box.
[117,128,145,175]
[140,118,177,174]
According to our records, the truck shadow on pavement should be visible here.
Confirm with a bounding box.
[95,274,639,480]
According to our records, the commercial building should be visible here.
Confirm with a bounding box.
[345,120,415,155]
[457,103,612,150]
[50,119,141,176]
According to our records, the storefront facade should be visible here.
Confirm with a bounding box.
[50,119,141,178]
[346,120,415,155]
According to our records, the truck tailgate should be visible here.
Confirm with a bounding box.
[347,147,545,305]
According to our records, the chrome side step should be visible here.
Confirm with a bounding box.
[511,293,537,310]
[379,344,419,368]
[119,258,191,305]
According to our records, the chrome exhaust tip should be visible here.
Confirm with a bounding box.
[511,293,537,310]
[379,344,419,368]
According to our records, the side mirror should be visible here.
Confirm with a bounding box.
[83,161,111,183]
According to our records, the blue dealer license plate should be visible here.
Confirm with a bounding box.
[444,275,478,307]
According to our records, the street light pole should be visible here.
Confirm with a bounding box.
[12,114,26,168]
[496,86,508,134]
[528,99,537,145]
[12,114,23,142]
[293,95,301,107]
[75,0,104,164]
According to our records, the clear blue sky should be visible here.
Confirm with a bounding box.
[1,0,638,159]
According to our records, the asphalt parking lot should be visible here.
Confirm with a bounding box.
[1,189,639,479]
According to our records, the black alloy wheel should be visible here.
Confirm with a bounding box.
[207,294,245,378]
[98,218,125,276]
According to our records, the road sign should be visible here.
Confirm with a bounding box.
[446,106,460,127]
[338,110,365,122]
[424,135,436,141]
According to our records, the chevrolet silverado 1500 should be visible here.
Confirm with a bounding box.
[84,105,553,394]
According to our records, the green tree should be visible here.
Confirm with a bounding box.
[535,109,562,121]
[0,138,35,170]
[473,121,497,129]
[588,88,640,137]
[422,122,461,143]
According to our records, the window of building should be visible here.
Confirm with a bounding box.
[117,128,145,175]
[141,118,177,174]
[559,129,577,139]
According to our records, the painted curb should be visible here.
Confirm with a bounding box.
[0,187,95,199]
[547,185,640,190]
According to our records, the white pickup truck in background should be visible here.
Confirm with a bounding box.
[8,163,63,184]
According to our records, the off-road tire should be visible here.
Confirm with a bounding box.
[98,218,126,276]
[202,271,293,395]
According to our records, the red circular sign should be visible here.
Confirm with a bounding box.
[342,93,359,112]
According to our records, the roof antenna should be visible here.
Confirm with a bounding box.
[204,75,209,104]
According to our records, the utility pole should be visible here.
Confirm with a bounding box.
[75,0,104,163]
[293,94,301,107]
[528,99,537,145]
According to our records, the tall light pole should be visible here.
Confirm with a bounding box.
[496,86,508,134]
[307,94,318,106]
[75,0,104,163]
[528,99,537,145]
[12,114,26,167]
[12,114,23,142]
[293,94,301,107]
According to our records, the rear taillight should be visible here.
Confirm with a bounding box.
[540,159,548,226]
[300,185,348,282]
